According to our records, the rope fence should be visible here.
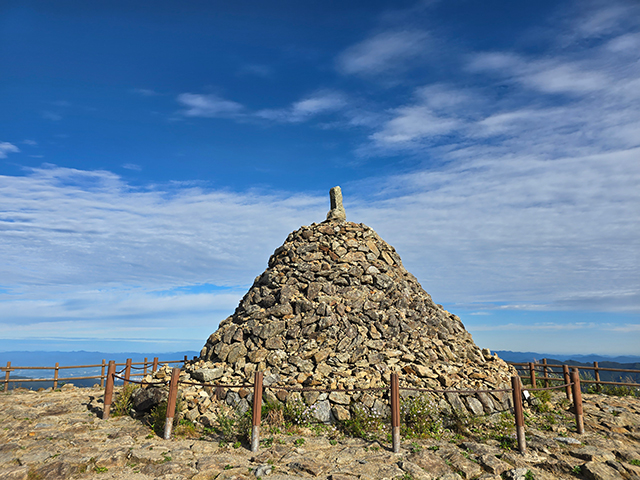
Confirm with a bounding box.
[101,365,589,455]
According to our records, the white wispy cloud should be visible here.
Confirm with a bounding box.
[0,142,20,158]
[256,91,347,123]
[337,30,430,76]
[122,163,142,171]
[176,93,245,118]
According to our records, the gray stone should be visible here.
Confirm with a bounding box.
[329,391,350,405]
[331,405,350,421]
[259,321,286,339]
[312,400,332,423]
[131,387,167,413]
[227,342,247,364]
[326,186,346,222]
[445,393,468,415]
[226,391,241,408]
[504,468,529,480]
[466,396,484,416]
[192,367,224,382]
[255,464,273,477]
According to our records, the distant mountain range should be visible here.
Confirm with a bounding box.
[494,351,640,385]
[1,349,638,391]
[493,351,640,364]
[0,350,200,368]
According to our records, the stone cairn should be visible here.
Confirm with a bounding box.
[139,187,516,425]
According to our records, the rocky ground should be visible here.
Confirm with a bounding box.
[1,385,639,480]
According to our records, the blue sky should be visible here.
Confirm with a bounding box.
[1,0,639,355]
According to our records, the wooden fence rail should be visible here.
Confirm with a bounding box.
[1,356,189,392]
[509,361,640,392]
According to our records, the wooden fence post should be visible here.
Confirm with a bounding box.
[100,359,106,388]
[4,361,10,393]
[103,361,116,419]
[144,357,148,376]
[391,373,400,454]
[511,376,526,454]
[542,358,549,388]
[53,362,59,390]
[563,365,572,400]
[570,369,584,434]
[152,357,159,373]
[184,355,188,363]
[124,358,132,387]
[529,362,536,389]
[593,362,601,392]
[164,367,180,440]
[251,371,264,452]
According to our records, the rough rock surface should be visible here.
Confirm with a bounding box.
[2,386,640,480]
[181,217,515,423]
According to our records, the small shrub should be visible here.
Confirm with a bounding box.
[629,459,640,466]
[94,466,108,473]
[339,404,388,441]
[400,394,444,439]
[112,384,139,417]
[294,438,305,446]
[283,400,315,427]
[175,418,198,438]
[409,442,421,453]
[572,465,582,475]
[533,390,551,403]
[524,470,535,480]
[214,405,251,444]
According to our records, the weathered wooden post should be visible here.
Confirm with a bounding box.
[570,368,584,434]
[124,358,132,387]
[511,376,526,454]
[164,367,180,440]
[103,361,116,419]
[529,362,536,388]
[563,365,572,400]
[152,357,159,373]
[251,371,264,452]
[100,359,106,388]
[183,355,188,363]
[542,359,549,388]
[53,362,59,390]
[593,362,601,392]
[144,357,148,376]
[390,373,400,453]
[4,361,11,393]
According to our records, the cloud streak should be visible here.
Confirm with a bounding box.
[337,30,430,76]
[0,142,20,158]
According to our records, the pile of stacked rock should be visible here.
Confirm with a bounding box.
[141,187,516,425]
